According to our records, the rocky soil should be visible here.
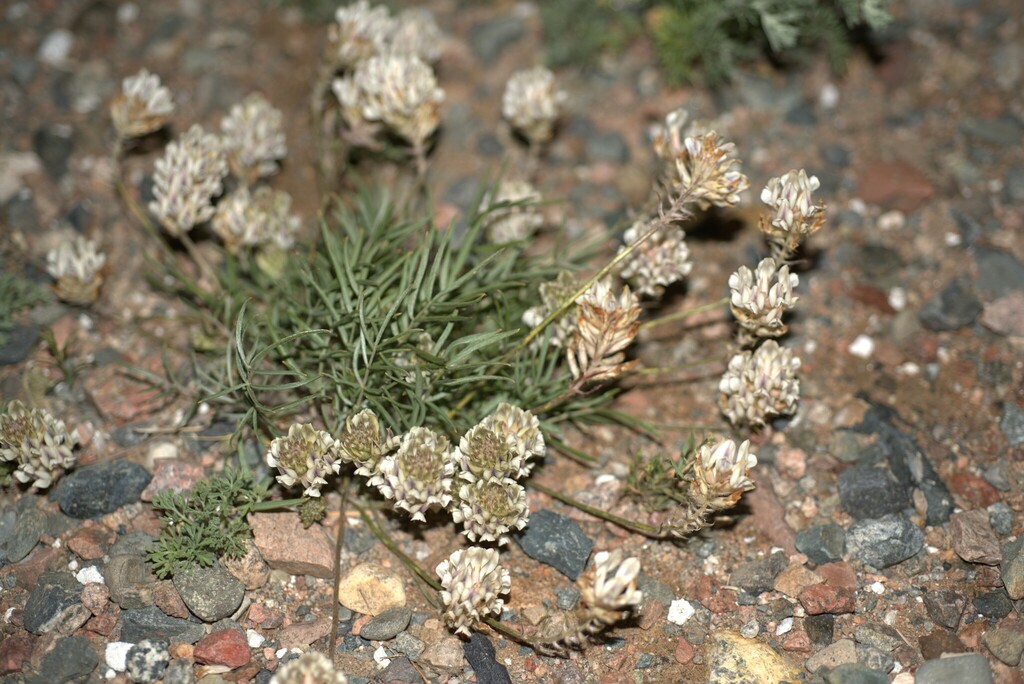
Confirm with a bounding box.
[1,0,1023,682]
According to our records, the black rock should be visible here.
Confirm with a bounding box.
[806,613,834,646]
[796,523,846,565]
[729,551,788,595]
[919,277,982,331]
[1006,164,1024,204]
[119,606,205,644]
[476,133,503,157]
[31,125,75,180]
[468,17,525,64]
[27,635,97,684]
[554,586,580,610]
[172,564,245,622]
[585,131,630,164]
[5,507,46,563]
[360,606,411,641]
[23,571,86,635]
[973,588,1013,618]
[513,509,593,580]
[839,465,909,520]
[465,633,512,684]
[0,324,40,366]
[975,246,1024,299]
[923,588,966,630]
[56,459,152,518]
[126,639,170,684]
[845,514,923,569]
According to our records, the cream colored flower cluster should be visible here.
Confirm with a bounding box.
[720,340,801,428]
[502,66,566,148]
[46,235,107,306]
[0,401,78,489]
[729,257,799,339]
[479,179,544,244]
[436,547,511,636]
[110,69,174,141]
[220,93,287,184]
[213,186,299,254]
[617,219,692,297]
[567,277,642,385]
[522,270,580,348]
[760,169,826,259]
[149,124,228,237]
[270,651,348,684]
[328,0,443,70]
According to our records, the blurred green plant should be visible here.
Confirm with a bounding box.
[0,273,48,347]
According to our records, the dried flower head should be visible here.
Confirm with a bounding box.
[327,0,393,69]
[479,403,545,476]
[0,401,78,489]
[581,550,643,625]
[436,546,511,637]
[522,270,580,348]
[568,278,641,384]
[454,423,521,484]
[213,186,301,254]
[337,408,398,477]
[266,423,340,497]
[729,257,799,339]
[675,131,749,209]
[502,66,566,147]
[110,69,174,140]
[387,8,444,63]
[270,651,348,684]
[719,340,801,428]
[370,426,454,522]
[331,75,383,147]
[479,179,543,244]
[46,235,106,305]
[760,169,826,257]
[149,124,227,236]
[617,219,692,297]
[352,54,444,148]
[651,108,689,163]
[451,476,529,545]
[220,93,287,184]
[693,437,757,506]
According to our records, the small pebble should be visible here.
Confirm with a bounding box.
[848,335,875,359]
[667,599,695,625]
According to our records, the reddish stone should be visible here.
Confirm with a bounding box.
[153,580,190,619]
[80,582,110,615]
[745,477,797,554]
[0,546,65,592]
[948,472,1001,508]
[277,619,332,648]
[84,612,118,637]
[224,662,263,682]
[351,614,371,637]
[140,461,206,502]
[782,630,812,653]
[674,637,695,665]
[815,562,857,592]
[249,513,334,579]
[637,600,665,630]
[799,583,856,615]
[856,160,934,213]
[194,629,251,669]
[82,363,170,422]
[67,521,115,560]
[849,284,896,314]
[0,634,34,675]
[691,575,737,614]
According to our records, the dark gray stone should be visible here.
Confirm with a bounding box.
[1000,402,1024,446]
[554,586,580,610]
[106,554,158,609]
[393,632,425,661]
[854,622,907,652]
[31,125,74,180]
[1006,164,1024,203]
[23,571,85,635]
[513,509,593,580]
[376,656,420,683]
[163,659,195,684]
[845,514,923,569]
[109,532,156,558]
[919,278,982,331]
[855,642,893,672]
[1001,537,1024,600]
[923,588,966,630]
[915,653,992,684]
[110,424,152,448]
[796,523,846,565]
[172,563,244,622]
[973,588,1012,618]
[959,116,1023,146]
[5,192,40,234]
[822,144,851,168]
[56,459,151,518]
[27,635,96,684]
[975,246,1024,299]
[468,17,525,64]
[806,613,834,646]
[839,465,909,520]
[824,663,888,684]
[0,324,39,366]
[785,101,817,125]
[360,606,411,641]
[464,633,512,684]
[636,574,673,607]
[5,507,45,563]
[988,502,1013,536]
[585,131,630,164]
[728,551,787,595]
[119,606,205,644]
[126,639,170,684]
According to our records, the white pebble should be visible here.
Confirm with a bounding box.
[775,616,794,635]
[887,287,907,311]
[819,83,840,109]
[246,629,265,648]
[373,645,392,668]
[740,620,759,638]
[944,231,962,246]
[117,3,139,23]
[75,565,104,585]
[39,29,74,66]
[667,599,695,625]
[149,441,179,462]
[105,642,132,672]
[870,581,885,594]
[877,210,906,231]
[896,362,920,376]
[848,334,875,359]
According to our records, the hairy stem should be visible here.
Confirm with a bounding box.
[328,476,351,656]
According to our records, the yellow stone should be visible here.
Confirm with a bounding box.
[706,630,801,684]
[336,562,406,616]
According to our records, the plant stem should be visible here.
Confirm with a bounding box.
[639,296,729,332]
[328,476,351,656]
[631,357,721,375]
[249,497,307,512]
[526,480,658,536]
[356,502,440,591]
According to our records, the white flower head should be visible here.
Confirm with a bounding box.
[220,93,287,183]
[479,179,543,244]
[0,401,78,489]
[479,403,545,477]
[676,131,749,209]
[719,340,801,428]
[451,476,529,545]
[729,257,799,338]
[387,8,444,63]
[502,66,566,146]
[270,651,348,684]
[617,219,692,297]
[337,408,399,477]
[353,54,444,148]
[327,0,394,69]
[760,169,826,254]
[149,125,227,236]
[369,426,455,522]
[111,69,174,140]
[266,423,341,497]
[46,235,106,305]
[436,547,511,637]
[568,278,642,383]
[454,423,522,485]
[694,437,757,503]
